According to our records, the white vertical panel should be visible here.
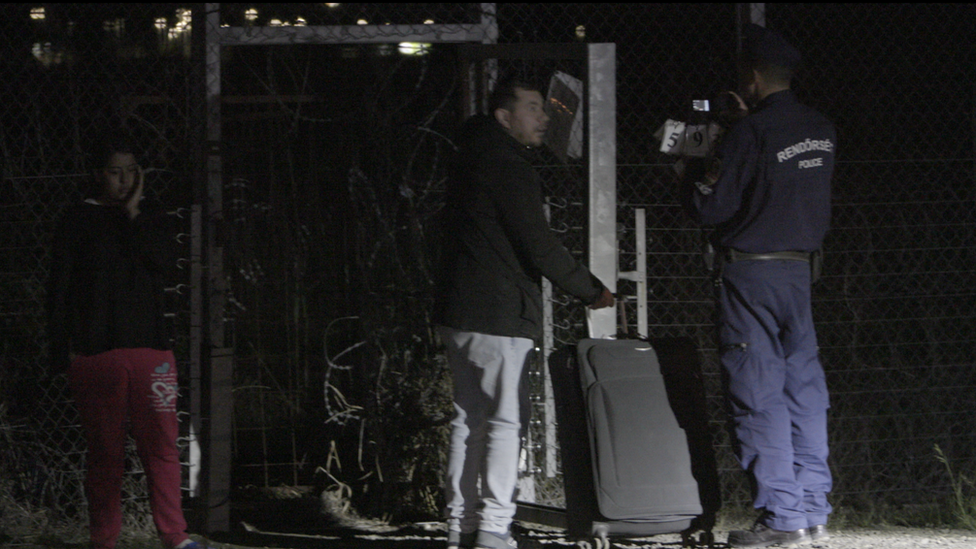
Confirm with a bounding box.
[751,3,766,26]
[635,209,648,338]
[586,43,617,339]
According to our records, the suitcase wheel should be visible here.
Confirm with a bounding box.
[573,539,608,549]
[592,524,610,549]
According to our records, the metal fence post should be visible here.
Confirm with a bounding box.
[190,2,232,534]
[586,43,617,339]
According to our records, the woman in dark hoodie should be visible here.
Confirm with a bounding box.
[46,136,208,549]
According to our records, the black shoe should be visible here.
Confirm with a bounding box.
[808,524,830,541]
[727,522,812,548]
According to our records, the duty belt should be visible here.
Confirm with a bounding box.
[724,249,811,263]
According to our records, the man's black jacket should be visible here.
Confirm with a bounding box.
[434,115,605,341]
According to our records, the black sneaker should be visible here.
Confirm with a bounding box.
[727,522,812,548]
[808,524,830,541]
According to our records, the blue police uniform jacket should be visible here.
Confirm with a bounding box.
[690,90,835,253]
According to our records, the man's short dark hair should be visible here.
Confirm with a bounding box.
[488,77,544,114]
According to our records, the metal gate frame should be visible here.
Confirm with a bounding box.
[190,2,500,533]
[190,4,616,533]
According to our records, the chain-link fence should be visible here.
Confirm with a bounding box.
[217,32,463,516]
[0,2,196,539]
[2,2,975,539]
[762,3,976,510]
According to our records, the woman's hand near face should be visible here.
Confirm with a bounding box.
[125,165,143,219]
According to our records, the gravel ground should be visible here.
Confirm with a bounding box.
[13,522,975,548]
[786,527,976,548]
[519,525,976,549]
[218,494,976,548]
[589,527,976,548]
[222,521,976,549]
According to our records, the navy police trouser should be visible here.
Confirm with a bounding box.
[717,259,832,532]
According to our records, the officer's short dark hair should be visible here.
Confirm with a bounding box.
[753,63,795,86]
[488,76,544,114]
[742,24,800,86]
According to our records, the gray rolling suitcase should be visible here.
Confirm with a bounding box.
[549,338,717,546]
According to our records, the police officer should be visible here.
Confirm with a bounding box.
[683,24,836,548]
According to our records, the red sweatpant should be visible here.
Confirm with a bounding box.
[68,348,189,549]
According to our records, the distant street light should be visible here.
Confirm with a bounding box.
[398,42,430,56]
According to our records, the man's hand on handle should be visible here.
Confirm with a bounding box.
[588,288,615,310]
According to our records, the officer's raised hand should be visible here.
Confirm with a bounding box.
[715,91,749,127]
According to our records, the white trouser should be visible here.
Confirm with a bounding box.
[438,327,534,535]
